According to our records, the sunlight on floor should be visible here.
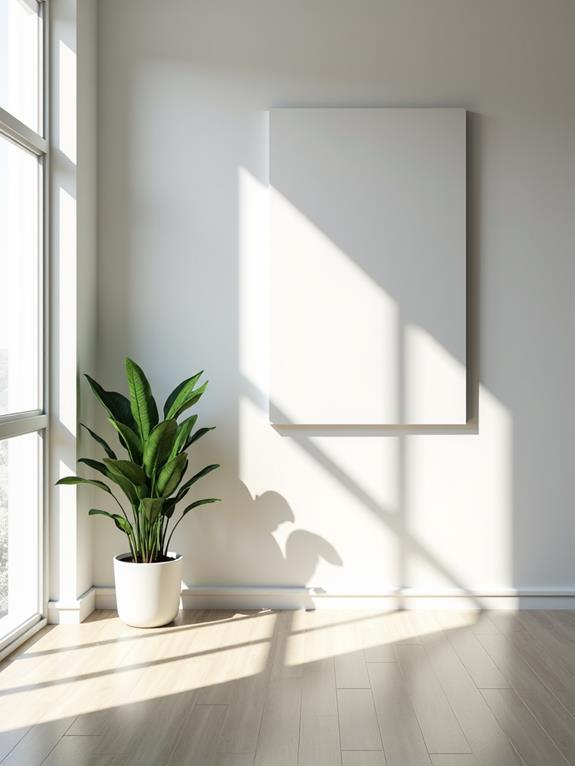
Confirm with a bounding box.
[2,608,571,765]
[0,609,478,731]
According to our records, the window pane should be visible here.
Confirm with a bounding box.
[0,432,41,638]
[0,0,42,133]
[0,133,41,416]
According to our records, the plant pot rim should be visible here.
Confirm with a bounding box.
[114,552,183,566]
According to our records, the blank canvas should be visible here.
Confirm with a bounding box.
[270,108,466,425]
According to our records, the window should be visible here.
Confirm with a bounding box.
[0,0,47,651]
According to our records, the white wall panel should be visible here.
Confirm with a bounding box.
[270,108,466,425]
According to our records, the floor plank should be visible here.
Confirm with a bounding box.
[341,753,387,766]
[367,661,431,766]
[0,718,74,766]
[434,615,508,689]
[478,631,575,764]
[301,658,338,718]
[337,688,382,751]
[213,756,255,766]
[254,678,301,766]
[517,612,575,676]
[481,687,569,766]
[430,757,479,766]
[418,630,523,766]
[360,613,396,663]
[335,651,370,689]
[535,611,575,641]
[298,714,341,766]
[501,623,575,716]
[43,735,126,766]
[165,704,227,766]
[197,611,274,755]
[395,644,469,754]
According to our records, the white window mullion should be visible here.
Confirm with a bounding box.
[0,105,47,154]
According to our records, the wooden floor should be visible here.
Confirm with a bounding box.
[2,610,575,765]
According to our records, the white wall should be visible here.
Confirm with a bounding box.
[94,0,575,602]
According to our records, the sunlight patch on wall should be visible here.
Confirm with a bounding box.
[270,188,398,425]
[58,40,77,164]
[57,187,77,436]
[238,166,269,395]
[406,385,513,589]
[239,391,399,591]
[405,324,467,425]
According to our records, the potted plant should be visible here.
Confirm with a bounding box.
[57,359,220,627]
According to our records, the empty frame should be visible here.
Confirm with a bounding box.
[270,108,466,426]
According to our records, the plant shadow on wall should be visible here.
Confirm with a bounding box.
[186,480,343,598]
[241,375,486,608]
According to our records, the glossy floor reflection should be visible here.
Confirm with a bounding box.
[1,609,575,765]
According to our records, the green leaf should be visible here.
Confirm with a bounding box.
[56,476,112,494]
[162,497,177,519]
[103,459,148,491]
[170,385,208,421]
[143,419,177,477]
[78,457,110,478]
[115,516,134,536]
[88,508,115,519]
[80,423,117,459]
[184,426,215,450]
[108,418,143,463]
[78,458,138,506]
[180,498,220,517]
[125,358,159,441]
[140,497,164,523]
[89,508,133,536]
[175,464,220,502]
[164,372,204,420]
[156,453,187,497]
[170,415,197,459]
[84,374,135,429]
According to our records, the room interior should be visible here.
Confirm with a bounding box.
[1,0,575,764]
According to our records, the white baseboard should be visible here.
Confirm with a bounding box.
[93,585,575,612]
[48,587,96,624]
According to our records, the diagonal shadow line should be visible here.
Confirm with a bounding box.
[0,640,473,765]
[2,609,417,699]
[14,612,275,660]
[241,374,482,609]
[0,612,290,756]
[0,614,303,756]
[18,611,385,660]
[0,610,484,755]
[0,636,273,697]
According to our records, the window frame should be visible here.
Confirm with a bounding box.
[0,0,49,656]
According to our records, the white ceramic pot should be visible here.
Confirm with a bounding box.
[113,552,183,628]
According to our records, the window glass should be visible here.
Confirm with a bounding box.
[0,432,41,634]
[0,133,41,416]
[0,0,42,132]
